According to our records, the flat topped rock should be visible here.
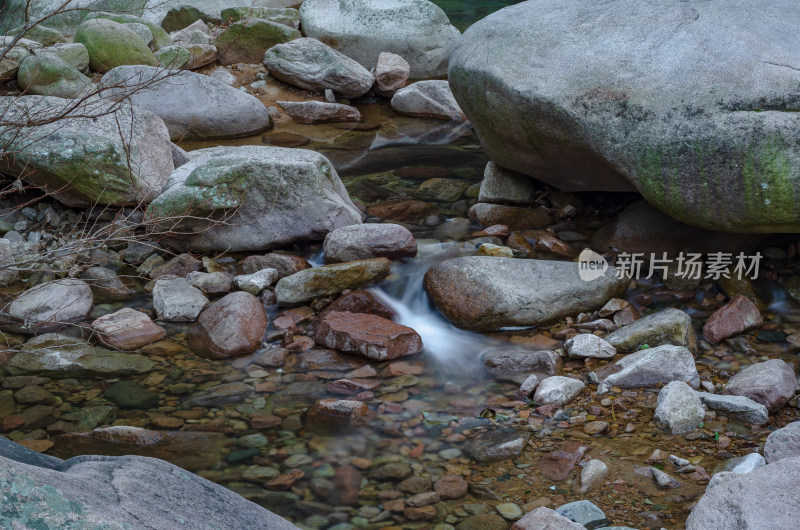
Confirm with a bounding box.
[424,257,629,331]
[315,311,422,360]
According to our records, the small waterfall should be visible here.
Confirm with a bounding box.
[369,251,496,375]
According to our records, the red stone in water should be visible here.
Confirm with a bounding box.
[539,441,591,481]
[702,295,763,344]
[315,311,423,360]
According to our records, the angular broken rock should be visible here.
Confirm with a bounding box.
[654,381,705,434]
[533,376,585,406]
[564,333,616,359]
[703,294,763,344]
[598,344,699,390]
[484,349,561,383]
[374,52,410,97]
[242,253,311,278]
[464,431,530,463]
[512,507,584,530]
[305,398,372,428]
[515,374,539,400]
[695,391,768,425]
[188,292,268,359]
[605,307,697,353]
[152,278,209,321]
[724,359,797,413]
[315,311,422,360]
[91,308,166,351]
[275,258,391,305]
[233,268,278,295]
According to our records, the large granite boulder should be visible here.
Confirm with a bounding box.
[0,437,298,528]
[145,145,361,252]
[16,52,93,98]
[141,0,300,32]
[101,65,271,140]
[300,0,460,79]
[3,279,93,334]
[214,18,300,65]
[0,96,173,207]
[0,0,149,34]
[449,0,800,232]
[299,0,460,78]
[74,18,157,73]
[423,257,629,330]
[686,457,800,529]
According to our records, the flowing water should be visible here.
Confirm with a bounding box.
[5,3,800,529]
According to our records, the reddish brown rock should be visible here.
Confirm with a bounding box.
[334,465,363,505]
[703,295,763,344]
[306,398,372,429]
[366,199,440,222]
[404,505,437,520]
[469,203,552,231]
[374,52,410,97]
[266,469,304,491]
[326,378,380,395]
[473,224,509,238]
[249,414,282,429]
[434,475,468,499]
[91,308,166,350]
[539,441,590,481]
[188,292,268,359]
[320,290,395,321]
[242,253,311,278]
[149,253,201,279]
[315,311,423,360]
[506,232,536,257]
[518,229,578,257]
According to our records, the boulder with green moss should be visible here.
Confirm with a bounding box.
[220,7,300,28]
[0,0,149,35]
[0,96,173,207]
[17,52,93,98]
[449,0,800,232]
[145,145,362,252]
[46,43,90,73]
[154,44,216,70]
[83,11,172,50]
[214,18,300,65]
[6,24,66,46]
[74,18,157,73]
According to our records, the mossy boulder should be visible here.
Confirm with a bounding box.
[74,18,157,73]
[145,145,362,252]
[0,96,173,207]
[220,7,300,28]
[6,24,66,46]
[83,11,173,50]
[0,0,149,35]
[154,44,216,70]
[449,0,800,232]
[45,43,90,74]
[214,19,300,65]
[17,52,93,99]
[8,334,154,377]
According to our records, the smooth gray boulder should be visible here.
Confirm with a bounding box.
[299,0,460,78]
[696,392,769,425]
[16,52,93,99]
[604,308,697,353]
[686,457,800,529]
[654,381,705,434]
[142,0,300,31]
[424,257,629,331]
[764,421,800,464]
[0,0,149,34]
[391,80,466,121]
[323,223,417,263]
[513,507,584,529]
[598,344,700,390]
[564,333,616,359]
[479,161,538,206]
[5,279,93,333]
[0,438,298,529]
[0,37,41,81]
[101,65,271,140]
[263,38,374,99]
[449,0,800,232]
[145,145,362,252]
[0,96,173,207]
